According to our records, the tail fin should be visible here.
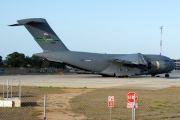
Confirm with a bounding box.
[9,18,69,51]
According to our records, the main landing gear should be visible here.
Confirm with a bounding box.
[151,74,156,77]
[165,73,169,77]
[151,73,170,77]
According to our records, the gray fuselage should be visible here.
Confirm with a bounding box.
[34,51,175,76]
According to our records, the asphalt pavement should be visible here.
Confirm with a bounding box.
[0,70,179,90]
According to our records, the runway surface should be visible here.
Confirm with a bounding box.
[0,70,179,90]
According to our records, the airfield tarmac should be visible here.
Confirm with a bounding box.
[0,70,179,89]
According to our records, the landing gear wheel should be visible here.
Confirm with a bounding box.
[151,74,156,77]
[102,75,109,77]
[117,75,129,78]
[165,74,169,77]
[102,74,115,77]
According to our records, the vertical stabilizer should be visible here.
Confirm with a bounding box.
[9,18,69,51]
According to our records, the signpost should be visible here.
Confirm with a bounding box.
[127,92,138,120]
[108,96,114,120]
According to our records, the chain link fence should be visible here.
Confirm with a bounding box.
[70,88,180,119]
[0,78,180,120]
[2,68,67,74]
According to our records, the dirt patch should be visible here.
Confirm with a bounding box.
[35,89,94,120]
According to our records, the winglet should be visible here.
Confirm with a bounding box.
[138,53,148,65]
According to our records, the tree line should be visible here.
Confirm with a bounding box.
[0,52,65,68]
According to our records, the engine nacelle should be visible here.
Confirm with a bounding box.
[147,61,166,70]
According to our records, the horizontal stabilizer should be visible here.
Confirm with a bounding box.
[110,53,148,65]
[9,18,45,26]
[8,24,22,26]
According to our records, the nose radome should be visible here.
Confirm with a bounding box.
[169,60,176,71]
[173,62,176,70]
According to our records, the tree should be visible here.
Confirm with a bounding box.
[5,52,26,67]
[0,56,3,67]
[30,56,44,68]
[4,52,66,69]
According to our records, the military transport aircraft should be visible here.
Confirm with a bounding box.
[9,18,176,77]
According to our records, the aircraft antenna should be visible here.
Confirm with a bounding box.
[160,26,163,55]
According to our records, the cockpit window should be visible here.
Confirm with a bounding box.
[162,60,169,62]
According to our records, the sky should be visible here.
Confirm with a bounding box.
[1,0,180,59]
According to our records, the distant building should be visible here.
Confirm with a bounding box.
[173,59,180,70]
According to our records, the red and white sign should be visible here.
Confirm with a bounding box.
[127,92,138,103]
[108,96,114,107]
[127,102,138,108]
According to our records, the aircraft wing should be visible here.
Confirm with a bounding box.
[110,53,148,65]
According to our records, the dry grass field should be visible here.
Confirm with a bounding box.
[70,87,180,120]
[0,86,64,120]
[0,86,180,120]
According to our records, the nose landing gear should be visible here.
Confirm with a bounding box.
[165,73,169,77]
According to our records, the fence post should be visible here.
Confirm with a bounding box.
[7,80,9,99]
[44,95,47,120]
[19,80,21,99]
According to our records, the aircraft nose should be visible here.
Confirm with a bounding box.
[163,59,176,71]
[173,61,176,70]
[170,59,176,70]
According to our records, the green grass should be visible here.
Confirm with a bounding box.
[70,87,180,120]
